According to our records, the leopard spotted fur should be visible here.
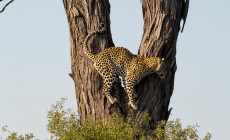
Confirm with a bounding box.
[82,24,165,110]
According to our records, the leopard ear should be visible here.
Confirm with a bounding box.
[162,58,164,61]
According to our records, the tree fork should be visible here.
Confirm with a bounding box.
[63,0,189,128]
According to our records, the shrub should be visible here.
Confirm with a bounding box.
[1,126,38,140]
[1,98,211,140]
[46,98,211,140]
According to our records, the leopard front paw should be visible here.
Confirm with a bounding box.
[109,97,118,104]
[128,101,138,110]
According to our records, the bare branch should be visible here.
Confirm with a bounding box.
[0,0,14,13]
[181,0,190,33]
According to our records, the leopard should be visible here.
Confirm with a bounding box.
[82,24,166,110]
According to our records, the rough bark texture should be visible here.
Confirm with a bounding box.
[63,0,189,128]
[62,0,125,122]
[137,0,189,129]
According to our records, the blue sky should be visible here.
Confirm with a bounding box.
[0,0,230,139]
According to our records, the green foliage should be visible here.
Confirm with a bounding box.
[47,97,80,140]
[46,98,211,140]
[154,120,211,140]
[46,98,152,140]
[1,126,38,140]
[1,98,212,140]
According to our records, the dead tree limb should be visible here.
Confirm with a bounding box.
[0,0,14,13]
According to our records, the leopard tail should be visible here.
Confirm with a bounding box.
[82,24,106,61]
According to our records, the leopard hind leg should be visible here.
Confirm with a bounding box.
[94,62,117,104]
[125,80,138,110]
[102,74,117,104]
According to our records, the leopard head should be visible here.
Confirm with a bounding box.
[145,57,166,79]
[155,58,166,79]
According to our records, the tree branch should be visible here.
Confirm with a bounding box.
[0,0,14,13]
[181,0,190,33]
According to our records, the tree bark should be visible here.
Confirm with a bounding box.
[137,0,189,129]
[62,0,124,122]
[63,0,189,128]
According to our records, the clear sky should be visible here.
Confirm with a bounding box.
[0,0,229,139]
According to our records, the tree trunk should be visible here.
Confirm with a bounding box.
[136,0,189,129]
[63,0,189,128]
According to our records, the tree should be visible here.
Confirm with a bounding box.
[62,0,189,130]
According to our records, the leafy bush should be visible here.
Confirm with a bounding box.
[1,98,211,140]
[154,119,211,140]
[1,126,38,140]
[46,98,211,140]
[46,98,152,140]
